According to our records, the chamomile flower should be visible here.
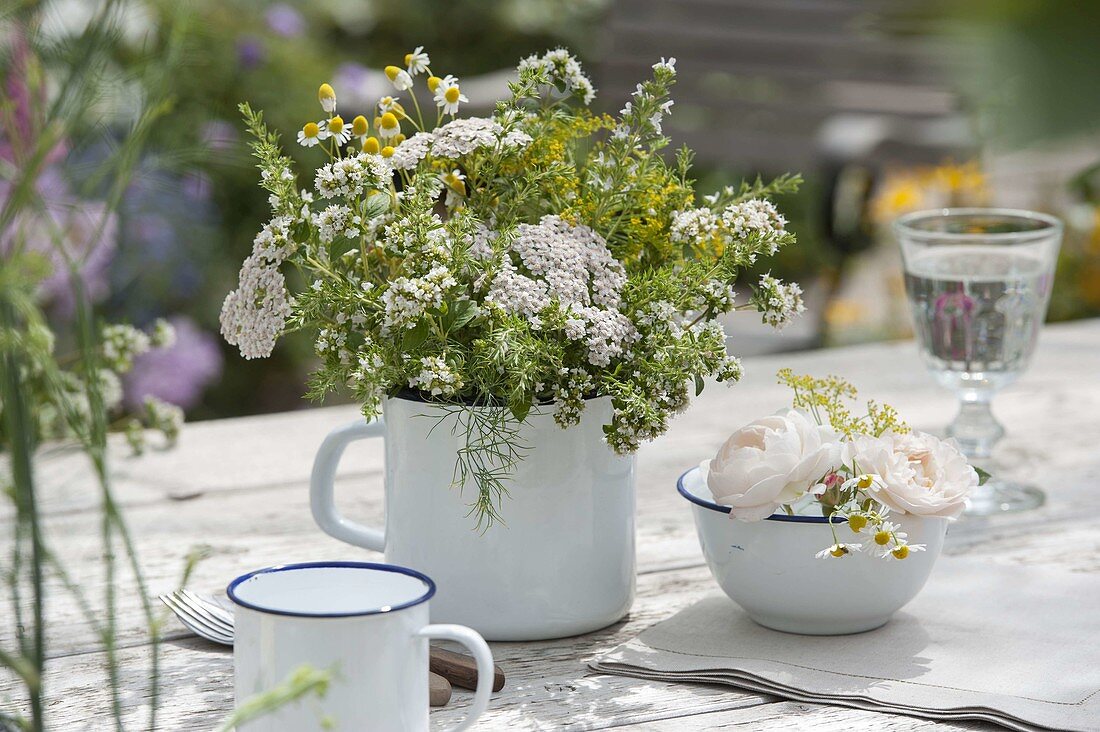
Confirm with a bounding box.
[434,76,468,116]
[319,115,351,145]
[318,83,337,113]
[871,522,903,547]
[362,136,381,155]
[886,542,926,561]
[440,169,466,207]
[378,112,401,140]
[426,75,443,92]
[385,65,414,91]
[351,115,370,142]
[297,121,321,147]
[405,46,430,76]
[815,543,862,559]
[378,96,401,114]
[381,145,395,158]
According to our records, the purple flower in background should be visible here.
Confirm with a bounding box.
[0,169,118,316]
[237,36,266,69]
[334,62,383,108]
[265,3,306,37]
[200,120,238,152]
[180,172,212,201]
[124,316,224,411]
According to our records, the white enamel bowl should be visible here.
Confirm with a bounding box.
[679,467,948,635]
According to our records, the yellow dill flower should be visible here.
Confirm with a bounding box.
[318,83,336,112]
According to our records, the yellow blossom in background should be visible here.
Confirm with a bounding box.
[870,160,988,226]
[427,75,442,92]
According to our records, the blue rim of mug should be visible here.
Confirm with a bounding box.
[227,561,437,618]
[677,467,844,524]
[893,207,1062,243]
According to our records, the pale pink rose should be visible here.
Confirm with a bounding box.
[701,409,841,521]
[850,431,976,518]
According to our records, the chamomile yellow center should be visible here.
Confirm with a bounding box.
[351,115,369,137]
[857,474,874,489]
[848,515,868,533]
[381,146,395,158]
[444,86,461,104]
[318,83,335,103]
[393,133,406,145]
[892,545,910,560]
[830,546,848,558]
[427,76,442,92]
[874,530,891,546]
[302,122,320,138]
[327,116,345,133]
[380,112,399,131]
[362,136,380,154]
[384,66,402,82]
[404,53,414,67]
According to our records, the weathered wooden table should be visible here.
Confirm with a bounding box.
[5,319,1100,730]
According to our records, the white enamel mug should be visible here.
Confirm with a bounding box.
[227,561,494,731]
[310,395,636,641]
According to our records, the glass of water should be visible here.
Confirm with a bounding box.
[895,208,1062,515]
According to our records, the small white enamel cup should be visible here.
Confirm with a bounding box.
[227,561,494,731]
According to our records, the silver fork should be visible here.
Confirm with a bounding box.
[159,590,235,646]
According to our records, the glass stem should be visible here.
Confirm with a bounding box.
[947,395,1004,460]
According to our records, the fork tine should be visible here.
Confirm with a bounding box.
[160,594,234,645]
[159,596,231,645]
[173,590,234,634]
[180,590,235,628]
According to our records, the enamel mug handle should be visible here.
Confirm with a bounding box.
[310,418,386,551]
[418,624,494,731]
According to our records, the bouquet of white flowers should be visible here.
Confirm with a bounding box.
[221,47,805,524]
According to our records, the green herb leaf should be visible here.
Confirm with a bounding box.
[401,320,430,351]
[974,466,992,486]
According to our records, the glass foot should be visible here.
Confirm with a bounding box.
[964,478,1045,516]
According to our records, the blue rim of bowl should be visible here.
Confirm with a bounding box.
[227,561,436,618]
[677,467,845,524]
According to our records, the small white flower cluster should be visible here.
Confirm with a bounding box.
[517,48,595,104]
[221,213,302,359]
[101,324,151,372]
[313,204,362,244]
[314,153,391,199]
[635,299,684,338]
[97,369,123,411]
[220,258,294,359]
[388,131,434,171]
[754,273,805,330]
[722,198,787,255]
[144,395,184,443]
[407,355,463,396]
[486,215,634,366]
[669,208,719,248]
[380,265,458,333]
[552,367,594,428]
[698,280,737,313]
[150,318,176,349]
[429,117,532,160]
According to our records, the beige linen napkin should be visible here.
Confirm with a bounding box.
[591,558,1100,731]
